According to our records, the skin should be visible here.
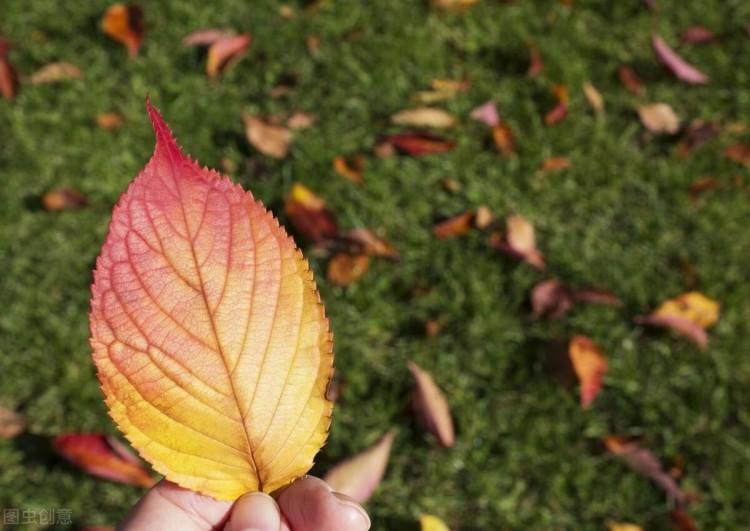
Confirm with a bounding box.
[119,476,371,531]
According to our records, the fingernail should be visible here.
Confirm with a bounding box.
[333,492,371,529]
[226,491,281,531]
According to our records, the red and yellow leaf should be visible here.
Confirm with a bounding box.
[569,336,607,409]
[89,102,334,500]
[102,3,144,57]
[284,183,339,244]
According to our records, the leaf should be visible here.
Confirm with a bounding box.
[182,28,235,46]
[572,288,622,307]
[413,79,470,104]
[526,41,544,77]
[433,211,475,239]
[0,38,18,100]
[42,188,88,211]
[333,154,365,185]
[52,434,156,488]
[90,102,334,500]
[652,34,708,85]
[678,120,718,157]
[633,314,708,348]
[544,84,569,125]
[0,406,25,439]
[420,514,450,531]
[286,112,317,130]
[327,253,370,285]
[323,430,395,503]
[537,157,572,174]
[408,361,455,447]
[605,436,686,505]
[688,177,722,199]
[96,112,125,130]
[637,103,680,134]
[431,0,479,12]
[391,107,456,129]
[207,34,251,77]
[492,123,516,156]
[569,336,607,409]
[385,132,456,157]
[672,509,699,531]
[284,183,339,244]
[243,113,292,159]
[474,205,493,229]
[606,522,644,531]
[654,291,720,328]
[680,26,715,45]
[618,66,644,96]
[582,81,604,113]
[491,215,545,270]
[336,228,400,261]
[102,3,144,57]
[30,62,83,84]
[725,144,750,165]
[470,100,499,128]
[531,279,573,319]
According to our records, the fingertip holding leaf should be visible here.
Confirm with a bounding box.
[90,102,334,500]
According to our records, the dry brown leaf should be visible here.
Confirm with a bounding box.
[323,431,395,503]
[30,62,83,84]
[619,66,644,96]
[0,407,25,438]
[42,188,88,212]
[441,178,462,194]
[637,103,680,134]
[408,361,455,447]
[96,112,125,129]
[243,113,292,159]
[582,81,604,113]
[286,112,317,130]
[284,183,338,243]
[207,34,251,77]
[569,336,607,409]
[333,154,365,185]
[391,107,456,129]
[433,211,475,239]
[327,253,370,285]
[102,3,144,57]
[531,279,573,319]
[725,144,750,165]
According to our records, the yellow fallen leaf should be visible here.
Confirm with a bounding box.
[391,107,456,129]
[654,291,719,328]
[420,514,450,531]
[607,521,644,531]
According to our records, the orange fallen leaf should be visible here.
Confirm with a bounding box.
[537,157,572,174]
[42,188,88,212]
[412,79,470,104]
[582,81,604,113]
[725,144,750,165]
[102,3,144,57]
[207,34,251,77]
[243,113,292,159]
[527,41,544,77]
[391,107,456,129]
[431,0,479,12]
[327,253,370,285]
[323,430,395,503]
[408,361,455,447]
[30,62,83,84]
[96,112,125,130]
[606,522,644,531]
[618,66,644,96]
[544,84,569,125]
[433,210,475,239]
[333,154,365,185]
[0,38,18,100]
[637,103,680,134]
[385,132,456,157]
[90,102,334,499]
[569,336,607,409]
[491,122,516,156]
[285,183,339,244]
[420,514,450,531]
[0,407,25,438]
[52,434,155,488]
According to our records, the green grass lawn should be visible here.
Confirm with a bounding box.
[2,0,750,529]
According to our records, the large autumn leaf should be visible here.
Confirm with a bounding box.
[89,101,333,500]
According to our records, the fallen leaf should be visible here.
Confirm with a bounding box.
[678,120,718,157]
[385,132,456,157]
[531,280,573,319]
[336,228,399,261]
[572,288,622,307]
[431,0,479,12]
[652,34,709,85]
[606,522,643,531]
[671,509,699,531]
[327,253,369,285]
[582,81,604,113]
[408,361,454,447]
[569,336,607,409]
[89,102,334,499]
[323,431,395,503]
[688,177,721,199]
[491,122,516,156]
[182,28,235,46]
[269,72,299,99]
[605,436,686,505]
[413,79,471,104]
[391,107,456,129]
[653,291,719,328]
[425,320,445,339]
[544,84,569,125]
[537,157,572,174]
[680,26,715,46]
[527,41,544,77]
[0,38,18,100]
[207,34,251,77]
[431,79,471,93]
[0,407,25,438]
[102,3,144,57]
[286,112,317,130]
[618,66,644,96]
[441,178,462,193]
[637,103,680,134]
[372,142,396,158]
[474,205,493,229]
[96,112,125,129]
[492,215,545,270]
[420,514,450,531]
[285,183,339,244]
[470,100,499,128]
[42,188,88,211]
[633,314,708,348]
[278,5,295,18]
[52,434,155,487]
[243,113,292,159]
[642,0,658,12]
[433,211,475,239]
[306,35,321,55]
[30,62,83,84]
[333,154,365,185]
[725,144,750,165]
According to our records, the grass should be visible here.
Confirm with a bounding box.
[2,0,750,528]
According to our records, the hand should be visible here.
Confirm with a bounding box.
[119,476,371,531]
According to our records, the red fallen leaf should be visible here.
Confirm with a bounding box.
[671,509,699,531]
[30,62,83,84]
[433,210,475,239]
[0,407,25,438]
[336,228,400,261]
[618,66,644,96]
[323,430,395,503]
[492,122,516,156]
[327,253,370,285]
[207,34,251,77]
[678,120,718,157]
[243,113,292,159]
[42,188,88,212]
[527,41,544,77]
[544,84,569,125]
[96,112,125,129]
[680,26,715,46]
[285,183,338,244]
[333,154,365,185]
[102,3,144,57]
[52,434,156,488]
[652,34,708,85]
[572,288,622,306]
[182,28,235,46]
[633,314,708,348]
[688,177,722,199]
[569,336,607,409]
[0,38,18,100]
[385,132,455,157]
[531,279,573,319]
[491,215,545,270]
[537,157,572,174]
[725,144,750,165]
[470,100,500,128]
[408,361,455,447]
[605,436,686,505]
